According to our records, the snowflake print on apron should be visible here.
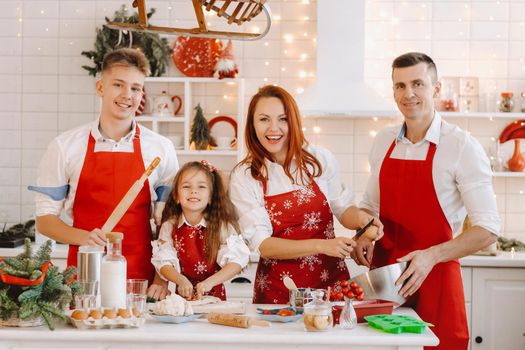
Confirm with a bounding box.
[172,223,226,300]
[253,179,350,304]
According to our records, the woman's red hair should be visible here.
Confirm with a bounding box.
[240,85,322,184]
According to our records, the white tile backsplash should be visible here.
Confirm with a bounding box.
[0,0,522,240]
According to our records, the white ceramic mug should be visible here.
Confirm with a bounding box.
[215,136,236,149]
[169,134,183,149]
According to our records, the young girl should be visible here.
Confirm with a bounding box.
[152,161,250,300]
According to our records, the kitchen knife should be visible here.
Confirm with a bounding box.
[101,157,161,233]
[354,218,375,240]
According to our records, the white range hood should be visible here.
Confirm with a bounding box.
[297,0,395,116]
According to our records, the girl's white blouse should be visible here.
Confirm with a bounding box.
[229,146,355,253]
[151,216,250,279]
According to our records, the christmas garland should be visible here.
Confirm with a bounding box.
[81,5,171,77]
[0,239,80,330]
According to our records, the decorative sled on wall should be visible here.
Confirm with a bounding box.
[106,0,272,41]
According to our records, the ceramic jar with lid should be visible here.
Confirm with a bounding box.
[303,289,333,332]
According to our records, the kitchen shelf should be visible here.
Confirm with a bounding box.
[493,171,525,177]
[137,77,245,162]
[441,112,525,119]
[135,116,184,122]
[302,111,525,120]
[177,150,238,156]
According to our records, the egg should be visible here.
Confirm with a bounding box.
[88,309,102,319]
[103,309,117,319]
[131,307,141,317]
[71,310,88,320]
[118,308,131,318]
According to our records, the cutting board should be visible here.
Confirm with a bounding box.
[190,298,246,314]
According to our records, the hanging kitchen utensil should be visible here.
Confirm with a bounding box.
[101,157,161,233]
[105,0,272,41]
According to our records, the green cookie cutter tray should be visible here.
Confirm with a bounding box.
[364,314,434,334]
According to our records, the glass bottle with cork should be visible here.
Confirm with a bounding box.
[100,232,127,309]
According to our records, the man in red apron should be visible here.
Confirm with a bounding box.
[30,49,179,300]
[352,52,499,349]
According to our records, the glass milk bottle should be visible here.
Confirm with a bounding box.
[100,232,127,309]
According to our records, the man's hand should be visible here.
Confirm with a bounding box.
[320,237,355,259]
[147,282,170,301]
[176,276,194,300]
[195,279,214,300]
[396,249,437,298]
[79,228,106,247]
[350,237,375,267]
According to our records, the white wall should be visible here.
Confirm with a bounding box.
[0,0,523,241]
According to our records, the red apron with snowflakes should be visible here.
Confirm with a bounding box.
[69,126,155,281]
[373,140,469,350]
[253,179,350,304]
[172,223,226,300]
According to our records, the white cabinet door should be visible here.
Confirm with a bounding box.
[471,267,525,350]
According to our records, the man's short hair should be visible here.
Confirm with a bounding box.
[392,52,437,83]
[101,48,151,76]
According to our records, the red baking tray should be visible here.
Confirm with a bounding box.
[333,299,398,324]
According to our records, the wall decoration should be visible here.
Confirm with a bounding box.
[81,5,171,77]
[105,0,272,41]
[215,40,239,79]
[172,37,223,77]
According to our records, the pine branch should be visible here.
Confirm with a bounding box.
[34,240,52,267]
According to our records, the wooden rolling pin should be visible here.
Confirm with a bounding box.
[207,313,271,328]
[101,157,161,233]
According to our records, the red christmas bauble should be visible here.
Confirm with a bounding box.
[172,37,223,77]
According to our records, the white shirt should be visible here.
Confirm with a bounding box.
[229,146,356,252]
[32,118,179,223]
[151,216,250,280]
[360,112,500,235]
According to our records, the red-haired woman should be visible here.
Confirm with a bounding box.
[230,85,383,304]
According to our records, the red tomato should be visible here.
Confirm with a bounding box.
[346,291,355,299]
[330,292,337,299]
[342,287,349,294]
[336,292,344,300]
[263,310,272,315]
[340,280,349,287]
[356,293,364,301]
[354,287,363,294]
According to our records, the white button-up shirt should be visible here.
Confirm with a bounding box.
[151,216,250,280]
[360,112,500,235]
[32,118,179,222]
[229,146,356,252]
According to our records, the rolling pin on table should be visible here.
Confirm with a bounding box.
[207,313,271,328]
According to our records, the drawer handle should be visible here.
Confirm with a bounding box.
[475,336,483,344]
[231,277,251,284]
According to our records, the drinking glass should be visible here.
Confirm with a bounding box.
[126,279,148,315]
[74,280,99,310]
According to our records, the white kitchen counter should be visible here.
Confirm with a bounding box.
[2,244,524,268]
[459,251,525,267]
[0,305,438,350]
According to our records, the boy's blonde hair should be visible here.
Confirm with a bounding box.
[101,48,151,76]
